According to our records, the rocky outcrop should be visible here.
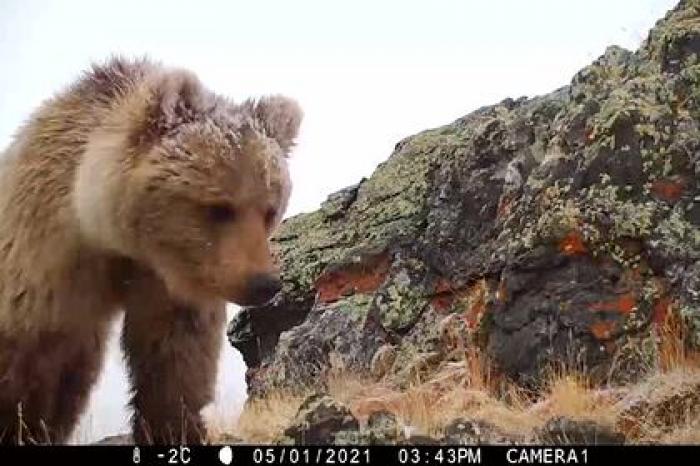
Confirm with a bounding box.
[276,395,526,445]
[615,368,700,438]
[442,418,520,445]
[281,395,359,445]
[229,1,700,396]
[536,417,625,444]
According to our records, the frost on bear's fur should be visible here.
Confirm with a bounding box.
[0,57,302,444]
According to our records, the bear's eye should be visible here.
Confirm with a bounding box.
[206,204,236,223]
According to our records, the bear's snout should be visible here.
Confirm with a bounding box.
[238,274,282,306]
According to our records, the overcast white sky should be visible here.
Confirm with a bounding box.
[0,0,679,443]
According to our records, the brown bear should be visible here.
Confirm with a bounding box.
[0,57,302,444]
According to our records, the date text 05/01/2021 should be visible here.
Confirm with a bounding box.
[251,447,372,464]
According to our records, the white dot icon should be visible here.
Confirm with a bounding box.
[218,446,233,465]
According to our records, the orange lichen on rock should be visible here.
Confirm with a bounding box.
[616,293,637,314]
[559,231,587,256]
[315,253,391,304]
[589,292,636,315]
[651,177,686,203]
[430,278,457,312]
[591,320,616,340]
[430,278,472,313]
[430,278,468,312]
[430,279,489,326]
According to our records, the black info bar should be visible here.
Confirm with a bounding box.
[0,444,696,465]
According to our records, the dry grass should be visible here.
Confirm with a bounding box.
[0,403,54,445]
[615,365,700,443]
[533,372,617,425]
[657,413,700,444]
[225,336,700,444]
[211,389,309,444]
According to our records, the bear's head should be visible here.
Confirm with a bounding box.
[75,68,302,307]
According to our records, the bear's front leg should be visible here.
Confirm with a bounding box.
[122,271,226,444]
[0,328,108,445]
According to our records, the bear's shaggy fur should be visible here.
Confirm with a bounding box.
[0,57,302,444]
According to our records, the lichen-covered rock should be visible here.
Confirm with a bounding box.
[537,417,626,445]
[230,1,700,395]
[333,411,404,445]
[282,394,359,445]
[615,368,700,438]
[441,418,519,445]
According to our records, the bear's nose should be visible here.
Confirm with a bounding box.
[242,274,282,306]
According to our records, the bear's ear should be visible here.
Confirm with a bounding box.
[249,95,303,155]
[155,70,209,123]
[134,70,212,147]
